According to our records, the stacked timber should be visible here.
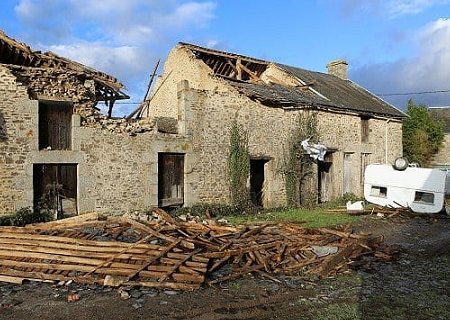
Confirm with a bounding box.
[0,209,399,290]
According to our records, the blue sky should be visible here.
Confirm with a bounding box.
[1,0,450,116]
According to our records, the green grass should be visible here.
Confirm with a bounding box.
[223,207,362,228]
[301,302,360,320]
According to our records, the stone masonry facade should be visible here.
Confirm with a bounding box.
[176,82,402,207]
[148,44,404,207]
[0,39,404,216]
[0,64,193,215]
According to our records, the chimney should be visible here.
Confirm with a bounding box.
[326,60,348,80]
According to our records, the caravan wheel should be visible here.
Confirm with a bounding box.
[393,157,408,171]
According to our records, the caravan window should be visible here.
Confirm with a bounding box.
[370,186,387,198]
[414,191,434,204]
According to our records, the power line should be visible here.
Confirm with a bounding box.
[378,89,450,97]
[112,89,450,103]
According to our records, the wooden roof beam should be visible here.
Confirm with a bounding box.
[236,59,262,83]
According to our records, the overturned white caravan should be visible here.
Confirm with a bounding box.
[364,161,450,214]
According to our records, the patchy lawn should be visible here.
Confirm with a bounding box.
[224,207,362,228]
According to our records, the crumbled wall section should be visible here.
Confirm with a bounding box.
[148,45,233,119]
[7,65,97,117]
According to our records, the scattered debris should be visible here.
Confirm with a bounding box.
[346,201,364,211]
[67,292,80,302]
[0,209,399,291]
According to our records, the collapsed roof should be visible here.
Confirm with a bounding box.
[0,29,128,103]
[180,42,405,119]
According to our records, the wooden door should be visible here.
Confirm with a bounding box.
[343,153,353,194]
[158,153,184,207]
[33,164,77,218]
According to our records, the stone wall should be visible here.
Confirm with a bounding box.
[77,129,191,214]
[177,81,403,207]
[0,64,191,215]
[0,66,35,214]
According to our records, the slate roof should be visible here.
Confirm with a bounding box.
[181,43,406,119]
[276,64,405,119]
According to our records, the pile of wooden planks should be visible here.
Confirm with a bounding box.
[0,209,399,290]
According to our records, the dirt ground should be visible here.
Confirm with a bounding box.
[1,213,450,320]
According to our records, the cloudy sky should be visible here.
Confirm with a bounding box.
[1,0,449,116]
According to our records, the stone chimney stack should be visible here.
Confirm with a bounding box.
[326,60,348,80]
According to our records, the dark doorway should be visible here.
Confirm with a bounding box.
[0,109,7,141]
[318,153,333,203]
[158,153,184,207]
[39,100,73,150]
[250,159,268,207]
[33,164,77,218]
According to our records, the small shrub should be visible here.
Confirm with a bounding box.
[0,195,53,227]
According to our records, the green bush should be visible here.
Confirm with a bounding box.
[0,196,53,227]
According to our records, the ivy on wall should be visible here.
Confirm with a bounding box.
[228,120,250,207]
[284,111,319,207]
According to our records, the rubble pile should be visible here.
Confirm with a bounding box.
[0,209,399,290]
[82,115,178,135]
[82,114,157,135]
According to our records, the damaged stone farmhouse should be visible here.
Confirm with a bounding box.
[0,30,406,217]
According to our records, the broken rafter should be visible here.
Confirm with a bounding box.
[137,59,160,118]
[0,208,399,291]
[125,70,172,121]
[236,59,262,83]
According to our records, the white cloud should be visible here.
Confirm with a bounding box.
[337,0,450,18]
[48,43,143,80]
[351,18,450,109]
[159,2,216,28]
[388,0,450,17]
[13,0,217,115]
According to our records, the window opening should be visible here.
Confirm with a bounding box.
[361,116,370,143]
[414,191,434,204]
[39,100,73,150]
[370,186,387,198]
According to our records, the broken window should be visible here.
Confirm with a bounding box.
[361,117,370,143]
[39,100,73,150]
[158,153,184,207]
[370,186,387,198]
[33,164,77,218]
[414,191,434,204]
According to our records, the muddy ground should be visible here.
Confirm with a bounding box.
[1,214,450,320]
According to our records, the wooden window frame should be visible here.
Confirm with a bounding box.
[361,117,370,143]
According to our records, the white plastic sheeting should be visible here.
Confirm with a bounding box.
[301,139,328,161]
